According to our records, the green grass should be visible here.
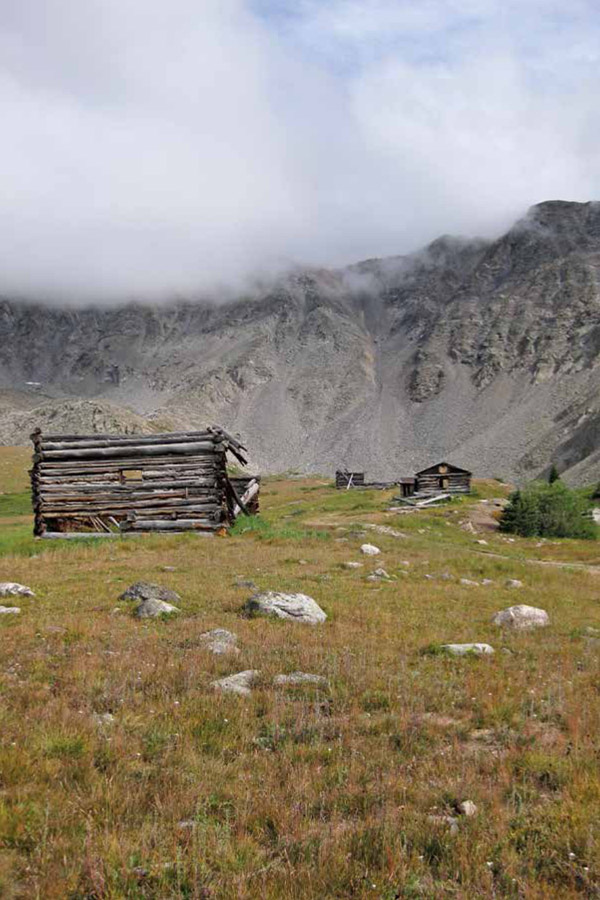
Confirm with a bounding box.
[0,491,31,518]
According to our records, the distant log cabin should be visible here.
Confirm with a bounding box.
[30,427,259,537]
[335,470,365,489]
[414,462,472,496]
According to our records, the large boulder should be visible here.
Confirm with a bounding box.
[360,544,381,556]
[134,597,179,618]
[199,629,239,655]
[119,582,181,604]
[243,591,326,624]
[0,583,34,598]
[212,670,259,696]
[492,605,549,629]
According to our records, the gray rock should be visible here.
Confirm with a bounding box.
[441,643,495,656]
[0,606,20,615]
[460,578,480,586]
[506,579,523,588]
[0,583,34,598]
[243,591,326,624]
[360,543,381,556]
[428,815,459,835]
[134,597,179,618]
[343,561,363,569]
[457,800,478,817]
[492,604,549,629]
[120,581,181,604]
[273,672,328,687]
[93,712,115,728]
[481,579,494,585]
[365,524,407,539]
[199,628,239,655]
[212,670,259,696]
[161,566,177,572]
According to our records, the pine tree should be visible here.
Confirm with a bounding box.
[548,464,560,484]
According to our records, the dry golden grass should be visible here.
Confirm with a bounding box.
[0,459,599,897]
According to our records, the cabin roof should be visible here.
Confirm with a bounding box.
[415,461,472,477]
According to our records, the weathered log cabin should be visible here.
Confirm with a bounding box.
[414,462,471,496]
[30,427,259,537]
[335,470,365,489]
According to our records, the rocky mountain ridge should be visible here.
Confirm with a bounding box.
[1,200,599,483]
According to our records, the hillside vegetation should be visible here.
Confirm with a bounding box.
[1,452,600,897]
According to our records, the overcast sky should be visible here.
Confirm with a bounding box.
[0,0,599,301]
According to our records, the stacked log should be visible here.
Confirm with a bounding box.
[414,473,471,496]
[229,476,261,515]
[30,427,257,537]
[335,470,365,489]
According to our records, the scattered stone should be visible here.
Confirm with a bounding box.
[120,582,181,604]
[298,560,308,566]
[0,606,20,615]
[460,578,480,586]
[0,583,34,598]
[428,815,459,835]
[134,597,180,619]
[273,672,328,687]
[461,522,477,534]
[399,560,411,567]
[199,629,239,655]
[584,626,600,636]
[441,643,495,656]
[492,605,549,630]
[506,579,523,588]
[177,819,197,831]
[364,524,407,539]
[243,591,326,624]
[360,543,381,556]
[212,670,259,696]
[161,566,177,572]
[457,800,478,817]
[481,579,494,586]
[476,539,488,545]
[93,712,115,728]
[343,561,363,569]
[367,567,393,582]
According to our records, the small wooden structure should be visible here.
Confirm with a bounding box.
[335,470,365,489]
[414,462,471,496]
[397,477,416,498]
[30,427,259,537]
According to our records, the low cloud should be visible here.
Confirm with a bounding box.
[0,0,598,302]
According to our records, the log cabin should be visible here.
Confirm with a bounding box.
[414,461,472,496]
[30,427,259,537]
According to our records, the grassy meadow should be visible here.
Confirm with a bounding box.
[1,449,600,897]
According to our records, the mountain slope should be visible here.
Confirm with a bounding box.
[1,200,599,483]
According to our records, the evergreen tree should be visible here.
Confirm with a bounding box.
[500,481,596,539]
[548,464,560,484]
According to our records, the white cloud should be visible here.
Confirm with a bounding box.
[0,0,598,301]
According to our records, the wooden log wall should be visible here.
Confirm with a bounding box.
[335,471,365,489]
[30,427,256,536]
[415,473,471,496]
